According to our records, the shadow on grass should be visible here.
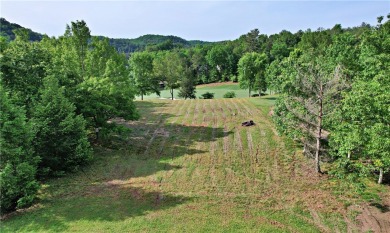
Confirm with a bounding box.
[1,100,232,231]
[4,186,191,232]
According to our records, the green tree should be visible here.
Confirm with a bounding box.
[154,51,186,100]
[273,53,347,173]
[32,76,92,176]
[189,45,210,84]
[206,45,230,82]
[78,55,138,131]
[238,52,267,97]
[67,20,91,76]
[129,51,160,100]
[0,35,51,115]
[244,29,261,53]
[331,18,390,183]
[178,72,196,99]
[0,84,39,213]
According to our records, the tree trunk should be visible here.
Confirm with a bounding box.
[347,151,351,159]
[378,168,383,184]
[170,88,174,100]
[141,93,144,101]
[93,116,99,141]
[315,85,323,173]
[249,86,251,98]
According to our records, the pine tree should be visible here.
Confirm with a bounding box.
[32,76,92,176]
[0,83,40,213]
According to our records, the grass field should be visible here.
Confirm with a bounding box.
[2,97,389,232]
[137,82,268,100]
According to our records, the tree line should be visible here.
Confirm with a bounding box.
[268,15,389,185]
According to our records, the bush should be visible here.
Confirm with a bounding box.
[223,91,236,98]
[201,92,215,99]
[230,75,238,82]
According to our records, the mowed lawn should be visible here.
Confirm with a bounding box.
[1,97,374,232]
[137,82,268,100]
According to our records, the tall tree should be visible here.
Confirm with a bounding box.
[67,20,91,76]
[129,51,160,100]
[244,29,261,52]
[273,53,347,173]
[238,52,268,97]
[154,51,186,100]
[206,45,230,82]
[0,33,51,115]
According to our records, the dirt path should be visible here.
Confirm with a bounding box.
[351,202,390,233]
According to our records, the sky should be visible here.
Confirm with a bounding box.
[1,1,389,42]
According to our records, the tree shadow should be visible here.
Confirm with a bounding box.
[2,100,233,231]
[6,186,191,232]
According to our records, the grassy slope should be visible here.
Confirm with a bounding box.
[1,97,386,232]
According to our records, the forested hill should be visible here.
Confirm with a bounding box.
[104,34,213,54]
[0,18,212,54]
[0,18,44,41]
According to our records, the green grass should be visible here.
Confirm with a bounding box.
[137,82,271,100]
[1,98,385,232]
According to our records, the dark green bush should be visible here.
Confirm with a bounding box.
[201,92,215,99]
[223,91,236,98]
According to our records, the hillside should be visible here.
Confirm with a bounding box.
[0,18,43,41]
[106,34,213,54]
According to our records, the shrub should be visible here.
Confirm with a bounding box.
[201,92,215,99]
[223,91,236,98]
[230,75,238,82]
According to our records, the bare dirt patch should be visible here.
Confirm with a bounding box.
[350,201,390,233]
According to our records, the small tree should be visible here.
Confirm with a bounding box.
[0,84,40,213]
[32,76,92,176]
[178,73,196,100]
